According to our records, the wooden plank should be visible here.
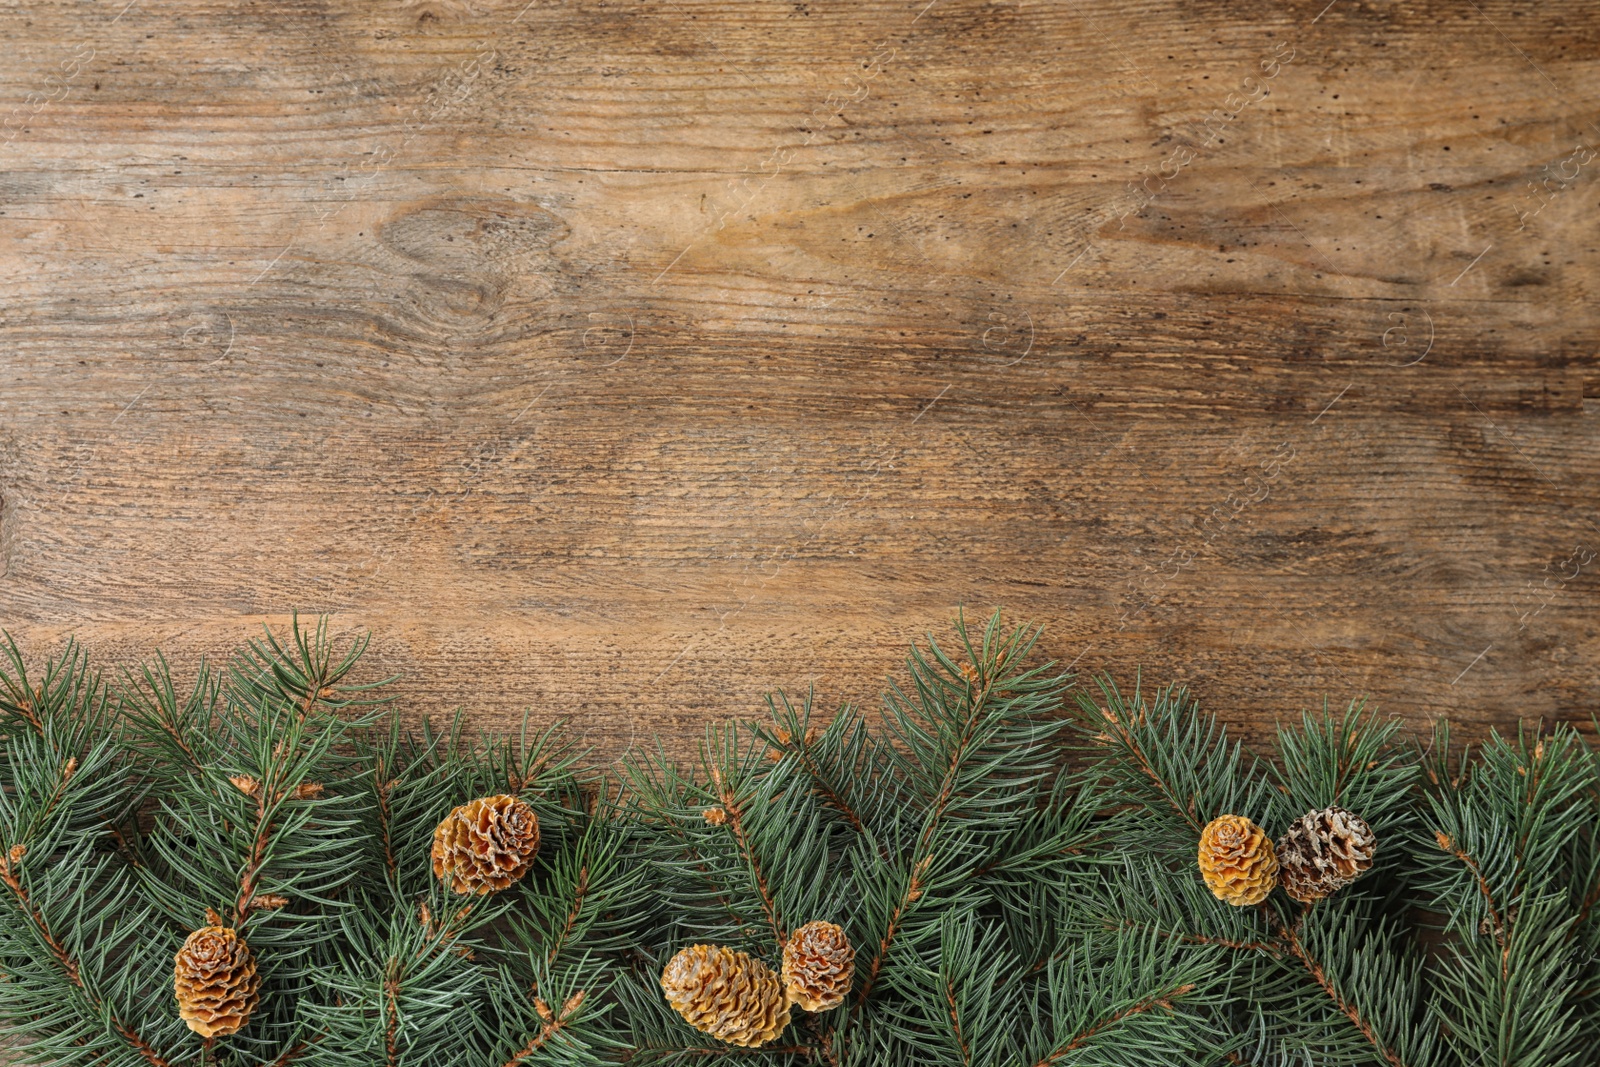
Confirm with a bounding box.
[1,0,1596,759]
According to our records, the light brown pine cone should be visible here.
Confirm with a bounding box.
[1198,814,1278,906]
[1277,806,1377,903]
[431,794,541,895]
[173,926,259,1038]
[660,944,792,1047]
[781,920,854,1012]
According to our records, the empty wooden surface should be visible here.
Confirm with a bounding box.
[1,0,1596,758]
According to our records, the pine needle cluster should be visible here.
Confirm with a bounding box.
[0,611,1593,1066]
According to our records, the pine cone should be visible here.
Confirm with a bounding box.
[1198,814,1278,906]
[781,920,854,1012]
[173,926,259,1038]
[1277,806,1377,903]
[660,944,792,1047]
[431,794,541,895]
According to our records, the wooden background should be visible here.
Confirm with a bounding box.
[1,0,1596,760]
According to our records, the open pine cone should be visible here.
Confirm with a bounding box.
[661,944,791,1047]
[173,926,259,1038]
[781,920,854,1011]
[1198,814,1278,906]
[1277,806,1376,903]
[431,794,541,895]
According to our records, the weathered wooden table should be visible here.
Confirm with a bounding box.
[1,0,1595,758]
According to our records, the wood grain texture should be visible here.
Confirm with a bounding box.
[1,0,1596,758]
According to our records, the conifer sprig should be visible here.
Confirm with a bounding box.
[0,613,1595,1065]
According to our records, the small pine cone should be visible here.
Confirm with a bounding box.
[781,921,854,1012]
[1198,815,1279,906]
[661,944,792,1047]
[173,926,259,1038]
[1276,806,1377,903]
[431,794,541,895]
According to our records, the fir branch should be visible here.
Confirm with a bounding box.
[260,1039,311,1067]
[1267,908,1410,1067]
[310,890,496,1067]
[852,855,931,1012]
[229,613,394,722]
[916,673,995,850]
[620,755,752,940]
[1575,870,1600,932]
[499,990,585,1067]
[123,653,213,778]
[754,691,899,862]
[498,716,585,798]
[767,724,865,839]
[6,612,1600,1066]
[0,846,79,987]
[1075,675,1266,848]
[0,849,175,1067]
[543,864,590,968]
[1029,982,1198,1067]
[33,757,79,842]
[1095,701,1202,835]
[0,672,44,735]
[1269,699,1416,832]
[662,818,754,938]
[1433,831,1508,957]
[706,761,784,944]
[1113,919,1280,956]
[0,634,85,738]
[111,1021,178,1067]
[944,974,970,1065]
[161,715,203,772]
[371,760,398,884]
[852,674,994,1012]
[234,781,276,924]
[416,899,477,946]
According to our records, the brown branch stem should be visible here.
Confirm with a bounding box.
[384,957,401,1067]
[234,788,273,922]
[0,855,79,986]
[946,976,971,1065]
[373,764,398,882]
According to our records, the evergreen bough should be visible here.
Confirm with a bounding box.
[0,611,1593,1066]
